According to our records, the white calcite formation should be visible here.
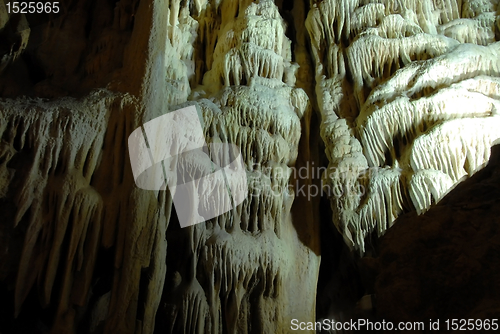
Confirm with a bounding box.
[307,0,500,253]
[0,0,318,333]
[1,0,500,332]
[162,1,317,333]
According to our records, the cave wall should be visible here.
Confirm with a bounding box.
[307,0,500,253]
[0,0,499,333]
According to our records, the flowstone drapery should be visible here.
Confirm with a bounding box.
[306,0,500,253]
[0,0,499,332]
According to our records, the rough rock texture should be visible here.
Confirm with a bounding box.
[0,0,499,333]
[306,0,500,253]
[0,0,319,333]
[0,1,29,75]
[361,143,500,326]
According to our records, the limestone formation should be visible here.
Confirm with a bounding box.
[307,0,500,253]
[1,0,318,333]
[0,0,499,333]
[160,2,319,333]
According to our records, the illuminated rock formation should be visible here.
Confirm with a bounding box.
[307,0,500,253]
[0,0,499,333]
[0,0,318,333]
[160,2,318,333]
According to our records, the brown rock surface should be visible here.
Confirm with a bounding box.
[365,144,500,328]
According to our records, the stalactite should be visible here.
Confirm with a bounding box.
[308,0,500,253]
[0,91,134,327]
[2,0,500,331]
